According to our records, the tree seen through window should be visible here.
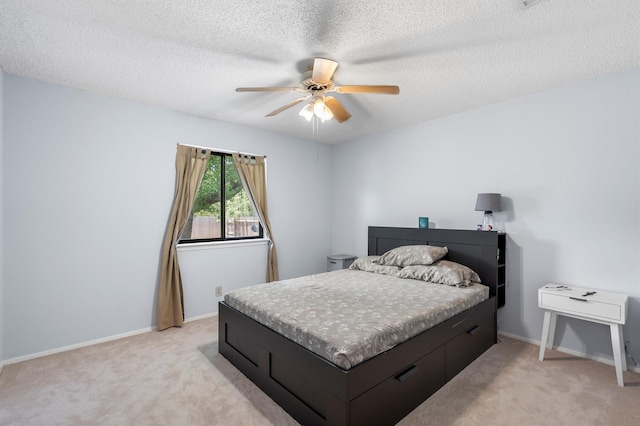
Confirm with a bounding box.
[180,153,261,242]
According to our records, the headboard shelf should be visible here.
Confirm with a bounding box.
[368,227,507,308]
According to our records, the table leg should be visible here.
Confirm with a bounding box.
[610,324,626,387]
[547,312,557,350]
[539,311,555,361]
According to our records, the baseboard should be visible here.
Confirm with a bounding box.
[184,312,217,323]
[3,312,219,366]
[7,317,635,374]
[498,331,640,374]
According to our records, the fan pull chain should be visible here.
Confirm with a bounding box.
[313,115,319,162]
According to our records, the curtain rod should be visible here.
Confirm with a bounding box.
[178,143,266,158]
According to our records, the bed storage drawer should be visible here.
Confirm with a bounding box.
[445,314,494,380]
[349,346,446,426]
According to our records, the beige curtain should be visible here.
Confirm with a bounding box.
[233,153,280,282]
[157,145,211,330]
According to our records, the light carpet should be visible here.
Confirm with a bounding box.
[0,316,638,425]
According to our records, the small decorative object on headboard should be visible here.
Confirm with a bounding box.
[475,193,502,231]
[418,217,429,228]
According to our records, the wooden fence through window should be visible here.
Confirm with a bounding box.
[190,216,259,239]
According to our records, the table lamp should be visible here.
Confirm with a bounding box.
[475,193,502,231]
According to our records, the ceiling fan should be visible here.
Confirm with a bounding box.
[236,58,399,123]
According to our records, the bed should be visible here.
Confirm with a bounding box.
[218,227,503,425]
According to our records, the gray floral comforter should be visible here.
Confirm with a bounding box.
[224,269,489,370]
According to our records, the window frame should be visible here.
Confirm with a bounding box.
[178,151,264,244]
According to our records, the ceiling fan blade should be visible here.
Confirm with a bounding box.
[312,58,338,83]
[323,96,351,123]
[265,96,311,117]
[236,87,298,92]
[335,85,400,95]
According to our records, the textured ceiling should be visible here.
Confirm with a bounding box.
[0,0,638,144]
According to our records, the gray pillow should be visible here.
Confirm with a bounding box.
[398,260,481,287]
[374,245,448,267]
[349,256,401,275]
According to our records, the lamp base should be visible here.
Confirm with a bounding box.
[482,212,494,231]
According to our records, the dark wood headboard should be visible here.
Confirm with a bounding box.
[368,227,503,299]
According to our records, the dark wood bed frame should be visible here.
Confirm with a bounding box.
[219,227,502,425]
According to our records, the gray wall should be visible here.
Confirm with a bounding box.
[330,67,640,366]
[2,68,639,367]
[0,68,4,370]
[2,75,332,360]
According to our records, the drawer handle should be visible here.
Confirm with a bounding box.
[396,365,418,382]
[329,261,337,264]
[569,297,588,302]
[467,325,480,335]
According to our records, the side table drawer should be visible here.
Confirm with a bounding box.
[539,293,622,322]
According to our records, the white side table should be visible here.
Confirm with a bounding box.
[538,284,629,386]
[327,254,356,272]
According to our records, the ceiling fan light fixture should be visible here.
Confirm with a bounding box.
[298,97,334,122]
[299,103,314,121]
[319,104,333,122]
[313,97,325,116]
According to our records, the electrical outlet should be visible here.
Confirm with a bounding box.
[215,286,223,297]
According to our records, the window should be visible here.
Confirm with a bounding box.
[179,152,262,243]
